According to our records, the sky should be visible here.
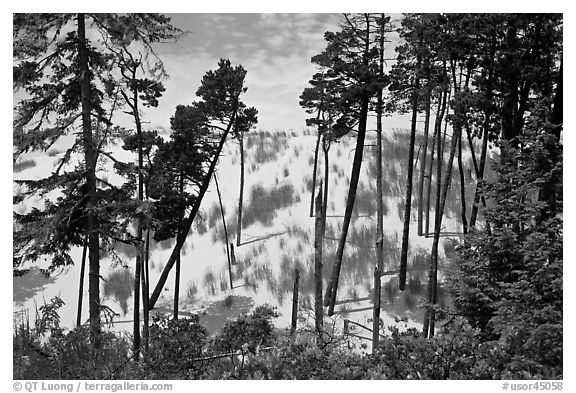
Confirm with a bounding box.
[144,13,344,133]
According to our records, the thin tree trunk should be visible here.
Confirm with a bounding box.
[322,140,330,224]
[215,173,233,289]
[140,254,149,354]
[372,265,380,353]
[149,106,239,310]
[174,254,180,320]
[373,18,385,351]
[142,230,149,354]
[132,62,146,355]
[236,133,245,246]
[310,129,322,217]
[399,51,422,290]
[325,16,371,316]
[470,38,495,229]
[77,13,101,347]
[425,92,448,237]
[291,268,300,333]
[314,181,324,337]
[425,73,462,337]
[76,236,88,327]
[417,92,432,237]
[133,255,141,359]
[174,171,184,320]
[457,132,468,234]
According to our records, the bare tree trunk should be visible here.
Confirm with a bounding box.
[76,236,88,327]
[314,181,324,337]
[236,133,245,246]
[417,92,432,237]
[77,13,101,347]
[149,105,239,310]
[325,16,371,316]
[215,173,233,289]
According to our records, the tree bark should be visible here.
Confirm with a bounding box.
[310,129,322,217]
[77,13,101,347]
[76,236,88,327]
[314,182,324,337]
[457,131,468,234]
[373,18,385,350]
[417,92,432,237]
[133,255,141,359]
[291,268,300,333]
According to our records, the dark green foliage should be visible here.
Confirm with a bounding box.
[448,127,562,377]
[211,304,278,355]
[147,314,208,378]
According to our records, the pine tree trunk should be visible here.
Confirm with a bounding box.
[76,236,88,327]
[457,132,468,234]
[425,93,461,337]
[291,268,300,333]
[236,133,245,246]
[174,254,180,320]
[77,13,101,347]
[133,255,141,359]
[417,92,432,237]
[149,106,239,310]
[423,90,447,336]
[310,130,322,217]
[373,22,385,350]
[399,69,421,291]
[470,46,494,228]
[314,182,324,337]
[325,17,372,316]
[140,255,149,353]
[215,173,233,289]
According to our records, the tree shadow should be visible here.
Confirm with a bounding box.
[13,267,57,305]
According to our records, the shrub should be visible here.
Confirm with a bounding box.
[147,314,208,379]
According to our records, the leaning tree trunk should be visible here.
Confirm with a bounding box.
[399,68,421,291]
[236,132,245,246]
[215,173,233,289]
[325,17,372,316]
[149,106,239,311]
[77,13,101,347]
